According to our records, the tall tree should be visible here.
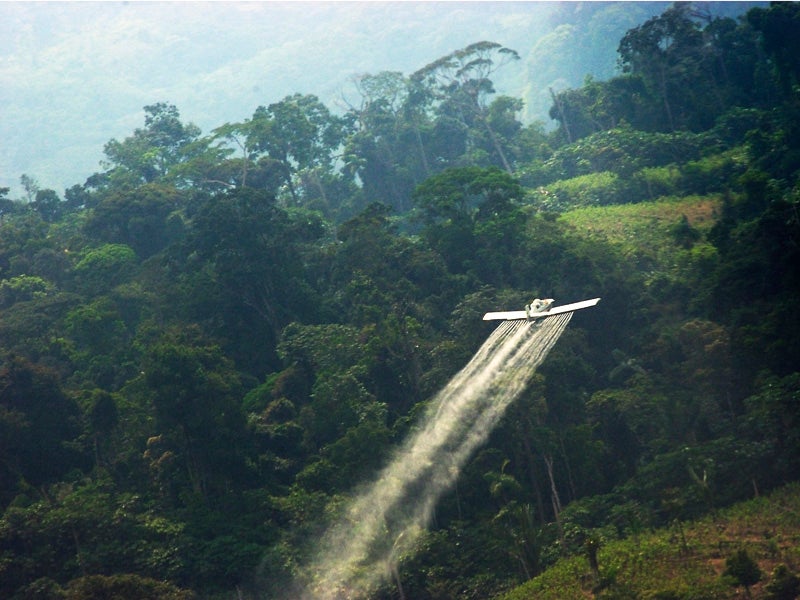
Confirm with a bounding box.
[181,187,325,374]
[84,183,186,259]
[246,94,350,214]
[344,72,427,213]
[411,41,521,173]
[143,335,248,504]
[747,3,800,98]
[618,4,709,131]
[412,166,525,284]
[0,356,83,504]
[548,75,648,143]
[102,103,202,187]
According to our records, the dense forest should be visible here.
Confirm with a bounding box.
[2,3,800,599]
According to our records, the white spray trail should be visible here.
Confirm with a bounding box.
[300,313,573,599]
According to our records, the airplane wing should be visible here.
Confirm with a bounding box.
[483,297,601,321]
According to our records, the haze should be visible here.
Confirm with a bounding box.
[2,1,732,197]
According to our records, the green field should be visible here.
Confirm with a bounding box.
[561,195,721,260]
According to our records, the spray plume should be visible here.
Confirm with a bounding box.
[299,313,572,599]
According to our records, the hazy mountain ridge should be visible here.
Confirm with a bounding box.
[5,1,739,198]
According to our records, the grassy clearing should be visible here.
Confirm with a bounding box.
[560,195,721,264]
[498,483,800,600]
[557,195,724,295]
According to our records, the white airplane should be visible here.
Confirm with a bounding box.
[483,297,601,321]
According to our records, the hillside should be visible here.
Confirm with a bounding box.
[500,483,800,600]
[561,195,722,271]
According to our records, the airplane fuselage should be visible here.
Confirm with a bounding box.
[483,297,601,321]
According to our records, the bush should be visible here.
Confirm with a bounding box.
[723,548,762,592]
[680,149,748,195]
[632,165,681,201]
[764,564,800,600]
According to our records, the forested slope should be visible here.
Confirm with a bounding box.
[1,4,799,599]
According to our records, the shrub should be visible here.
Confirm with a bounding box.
[723,548,762,594]
[764,564,800,600]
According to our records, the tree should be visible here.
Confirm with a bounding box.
[71,243,138,296]
[246,94,350,213]
[20,174,39,203]
[0,275,55,308]
[724,548,762,596]
[479,95,526,166]
[31,189,64,222]
[743,373,800,488]
[209,121,257,189]
[702,14,777,110]
[548,75,648,143]
[343,71,427,213]
[143,335,249,504]
[411,41,521,173]
[748,3,800,97]
[85,389,119,469]
[618,4,712,131]
[102,103,202,186]
[63,574,196,600]
[181,187,324,373]
[0,187,18,223]
[64,296,136,389]
[764,564,800,600]
[0,356,83,504]
[412,166,525,282]
[84,183,186,258]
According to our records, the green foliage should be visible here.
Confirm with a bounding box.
[522,126,710,188]
[723,548,762,591]
[681,147,749,196]
[102,103,203,186]
[0,274,55,307]
[84,184,186,258]
[143,335,248,504]
[501,485,800,600]
[72,243,138,295]
[544,171,623,208]
[3,6,800,598]
[635,164,681,199]
[0,357,84,500]
[560,195,721,289]
[245,93,352,216]
[747,3,800,97]
[764,564,800,600]
[742,373,800,486]
[179,187,326,373]
[61,574,196,600]
[412,166,526,282]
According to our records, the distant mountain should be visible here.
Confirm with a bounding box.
[1,1,760,198]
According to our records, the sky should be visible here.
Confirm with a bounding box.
[3,1,569,198]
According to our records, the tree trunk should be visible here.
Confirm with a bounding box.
[480,113,514,174]
[550,87,573,144]
[543,453,564,544]
[520,424,547,525]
